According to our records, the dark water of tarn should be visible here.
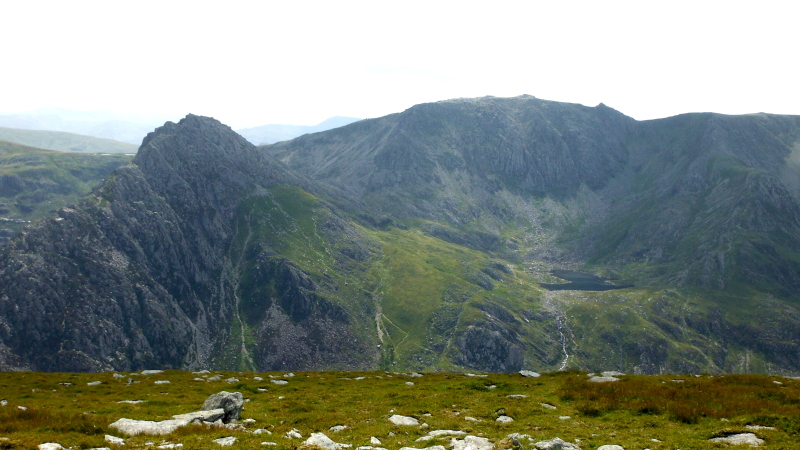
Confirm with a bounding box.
[539,270,633,291]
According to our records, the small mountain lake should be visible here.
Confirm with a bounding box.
[539,270,633,291]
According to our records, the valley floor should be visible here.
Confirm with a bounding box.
[1,370,797,449]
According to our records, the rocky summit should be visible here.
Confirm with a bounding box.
[1,97,800,375]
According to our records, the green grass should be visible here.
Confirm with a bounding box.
[0,127,138,154]
[0,370,797,449]
[0,140,132,231]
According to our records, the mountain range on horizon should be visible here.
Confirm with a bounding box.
[0,108,361,147]
[1,95,799,376]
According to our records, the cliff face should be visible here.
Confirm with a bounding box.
[0,115,372,372]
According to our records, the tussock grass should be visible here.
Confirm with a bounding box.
[0,370,797,449]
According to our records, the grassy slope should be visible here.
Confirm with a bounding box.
[0,140,133,233]
[0,127,138,153]
[0,370,797,450]
[213,185,798,376]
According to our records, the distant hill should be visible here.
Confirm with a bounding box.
[0,127,138,154]
[0,108,175,145]
[236,116,361,145]
[0,140,133,240]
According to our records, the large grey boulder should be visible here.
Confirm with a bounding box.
[202,391,244,423]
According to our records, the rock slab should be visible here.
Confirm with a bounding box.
[709,433,764,447]
[534,437,580,450]
[450,436,493,450]
[109,418,189,436]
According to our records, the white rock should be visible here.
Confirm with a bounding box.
[18,406,28,411]
[109,418,190,435]
[141,370,164,375]
[601,371,625,377]
[496,415,514,424]
[558,416,571,420]
[105,434,125,445]
[431,430,466,437]
[158,444,182,449]
[588,376,619,383]
[540,403,557,410]
[519,370,540,378]
[117,400,143,404]
[709,433,764,446]
[773,380,783,385]
[258,388,268,392]
[389,415,419,426]
[401,446,445,450]
[262,442,277,446]
[506,394,527,399]
[254,429,271,435]
[420,423,429,430]
[253,377,264,381]
[330,425,348,433]
[113,373,125,378]
[464,417,480,422]
[154,380,170,385]
[285,373,295,377]
[92,447,112,450]
[172,409,225,423]
[88,381,102,386]
[745,425,775,430]
[405,382,415,386]
[225,378,239,384]
[598,446,624,450]
[305,432,352,449]
[271,380,288,385]
[533,437,580,450]
[370,437,381,445]
[193,378,205,382]
[207,376,221,381]
[213,437,236,446]
[192,370,210,374]
[38,444,64,450]
[0,400,6,406]
[450,436,493,450]
[354,377,365,380]
[243,418,257,424]
[285,428,303,439]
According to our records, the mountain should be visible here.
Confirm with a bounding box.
[1,97,800,376]
[0,140,133,241]
[0,127,138,154]
[236,116,362,145]
[0,108,174,145]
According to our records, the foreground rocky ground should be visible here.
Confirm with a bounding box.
[0,370,797,449]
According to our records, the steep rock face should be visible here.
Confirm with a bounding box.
[0,115,370,372]
[268,96,634,221]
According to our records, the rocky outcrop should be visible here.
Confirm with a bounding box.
[0,115,367,372]
[202,391,243,423]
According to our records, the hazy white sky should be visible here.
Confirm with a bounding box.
[2,0,798,128]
